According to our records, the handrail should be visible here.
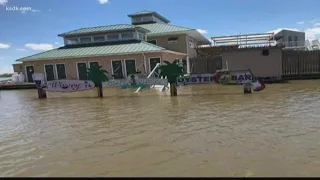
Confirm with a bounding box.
[134,63,161,93]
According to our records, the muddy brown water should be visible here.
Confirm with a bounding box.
[0,80,320,177]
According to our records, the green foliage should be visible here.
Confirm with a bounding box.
[87,65,109,86]
[0,73,13,77]
[159,60,184,83]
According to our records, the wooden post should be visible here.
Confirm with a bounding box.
[35,80,47,99]
[37,88,47,99]
[243,82,252,94]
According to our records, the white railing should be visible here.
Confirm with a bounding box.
[276,41,306,48]
[135,63,162,93]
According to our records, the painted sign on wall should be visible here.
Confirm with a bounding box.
[102,78,168,88]
[43,80,95,92]
[177,71,254,86]
[176,74,217,86]
[219,71,253,84]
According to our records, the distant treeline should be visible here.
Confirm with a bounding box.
[0,73,13,77]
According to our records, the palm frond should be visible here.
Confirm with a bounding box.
[163,61,171,65]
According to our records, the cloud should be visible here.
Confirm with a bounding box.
[54,42,60,45]
[0,65,13,74]
[0,0,8,6]
[25,43,54,51]
[0,43,10,49]
[16,48,27,51]
[0,57,3,60]
[98,0,109,4]
[267,28,299,34]
[48,9,52,12]
[314,23,320,27]
[297,21,304,25]
[197,29,208,34]
[309,19,317,23]
[304,27,320,40]
[20,8,41,14]
[31,9,41,13]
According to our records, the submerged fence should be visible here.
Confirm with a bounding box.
[189,57,222,74]
[282,50,320,79]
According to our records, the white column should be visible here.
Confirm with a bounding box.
[186,56,191,74]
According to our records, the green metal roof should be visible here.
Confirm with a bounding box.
[128,10,154,16]
[137,23,193,35]
[59,23,192,38]
[58,24,149,37]
[16,41,165,62]
[127,10,170,23]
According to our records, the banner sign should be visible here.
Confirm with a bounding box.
[102,78,168,88]
[177,74,217,86]
[177,70,254,86]
[43,80,95,92]
[219,70,253,84]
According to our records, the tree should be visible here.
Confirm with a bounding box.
[87,65,109,98]
[159,60,184,96]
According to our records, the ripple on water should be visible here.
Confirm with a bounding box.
[1,82,320,176]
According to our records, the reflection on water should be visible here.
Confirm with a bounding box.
[0,80,320,177]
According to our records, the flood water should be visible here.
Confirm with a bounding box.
[1,80,320,177]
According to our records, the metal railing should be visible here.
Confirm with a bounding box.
[134,63,161,93]
[276,41,306,48]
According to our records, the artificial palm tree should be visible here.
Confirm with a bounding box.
[87,65,109,98]
[159,60,184,96]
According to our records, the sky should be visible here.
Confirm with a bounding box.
[1,0,320,74]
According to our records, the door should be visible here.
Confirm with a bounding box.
[125,60,136,77]
[45,64,55,81]
[149,58,161,77]
[89,62,99,68]
[112,60,123,79]
[25,65,34,82]
[56,64,66,80]
[77,62,88,80]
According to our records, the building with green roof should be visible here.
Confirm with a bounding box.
[14,10,210,82]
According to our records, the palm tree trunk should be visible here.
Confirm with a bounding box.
[170,83,177,96]
[98,84,103,98]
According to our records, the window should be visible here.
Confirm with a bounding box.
[89,61,99,68]
[93,36,105,42]
[138,33,146,41]
[107,34,119,41]
[125,59,136,77]
[154,16,166,24]
[189,39,195,48]
[168,37,178,44]
[132,16,153,23]
[66,38,78,45]
[80,37,91,43]
[44,64,55,81]
[294,36,298,46]
[77,62,88,80]
[288,36,293,47]
[147,40,157,45]
[56,64,66,80]
[121,32,134,40]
